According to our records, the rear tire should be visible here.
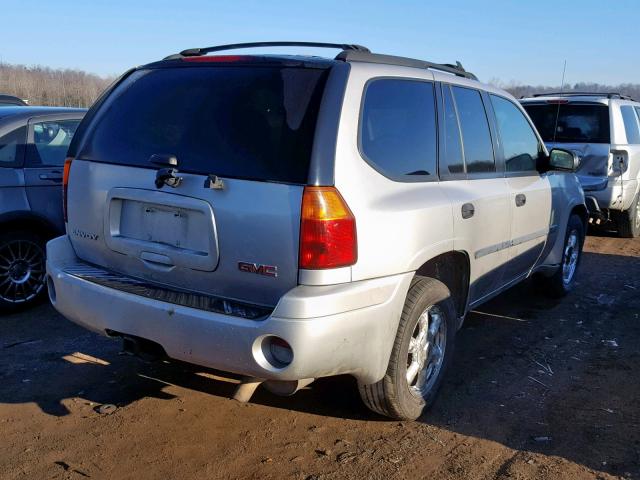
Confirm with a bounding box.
[538,214,584,298]
[618,193,640,238]
[359,276,456,420]
[0,231,47,313]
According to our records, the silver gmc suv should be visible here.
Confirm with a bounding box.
[521,92,640,237]
[47,42,587,420]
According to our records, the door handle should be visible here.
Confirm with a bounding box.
[461,203,475,219]
[515,194,527,207]
[39,174,63,182]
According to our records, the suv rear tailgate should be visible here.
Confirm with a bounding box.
[66,61,332,307]
[67,161,302,306]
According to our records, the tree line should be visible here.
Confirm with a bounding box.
[0,62,115,108]
[491,79,640,101]
[2,61,640,108]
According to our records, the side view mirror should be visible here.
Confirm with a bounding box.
[548,148,580,172]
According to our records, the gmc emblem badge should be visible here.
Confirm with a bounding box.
[238,262,278,278]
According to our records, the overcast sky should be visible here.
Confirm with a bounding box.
[1,0,638,85]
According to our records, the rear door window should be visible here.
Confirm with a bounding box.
[523,103,610,143]
[451,86,495,174]
[360,78,437,179]
[440,85,464,176]
[77,66,330,184]
[490,95,542,173]
[620,105,640,144]
[0,126,26,167]
[27,119,80,166]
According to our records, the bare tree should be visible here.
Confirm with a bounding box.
[3,61,640,107]
[489,79,640,100]
[0,62,115,107]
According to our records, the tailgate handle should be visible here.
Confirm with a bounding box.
[140,251,174,267]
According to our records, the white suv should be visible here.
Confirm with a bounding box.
[521,92,640,237]
[47,42,587,420]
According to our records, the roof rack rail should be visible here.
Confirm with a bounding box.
[336,50,477,80]
[531,92,635,101]
[162,41,478,80]
[164,41,370,60]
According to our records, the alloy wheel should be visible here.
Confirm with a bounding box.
[562,230,580,286]
[406,305,447,398]
[0,239,45,304]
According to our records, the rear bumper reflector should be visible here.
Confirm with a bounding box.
[63,264,273,320]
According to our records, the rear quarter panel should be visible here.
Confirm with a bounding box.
[332,63,455,282]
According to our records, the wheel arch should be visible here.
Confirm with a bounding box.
[414,250,470,321]
[0,211,61,241]
[570,203,589,231]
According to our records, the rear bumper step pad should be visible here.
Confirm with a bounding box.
[63,264,272,320]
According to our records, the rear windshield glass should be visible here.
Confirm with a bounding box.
[77,65,330,183]
[523,103,610,143]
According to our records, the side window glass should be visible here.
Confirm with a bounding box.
[451,86,495,174]
[360,79,437,179]
[440,85,464,175]
[27,119,80,166]
[0,126,26,167]
[621,106,640,144]
[490,95,542,173]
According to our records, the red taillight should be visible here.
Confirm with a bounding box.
[182,55,254,63]
[299,186,357,270]
[62,157,73,222]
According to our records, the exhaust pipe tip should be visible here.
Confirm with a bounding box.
[121,336,139,355]
[263,378,315,397]
[118,334,167,362]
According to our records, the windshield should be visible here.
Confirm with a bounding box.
[523,103,610,143]
[77,65,330,184]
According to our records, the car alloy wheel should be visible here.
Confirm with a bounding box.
[0,239,45,304]
[562,230,580,286]
[406,305,447,398]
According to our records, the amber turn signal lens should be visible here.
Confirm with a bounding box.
[299,186,357,270]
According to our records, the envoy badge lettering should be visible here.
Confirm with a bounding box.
[72,228,99,241]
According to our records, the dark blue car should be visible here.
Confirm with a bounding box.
[0,106,85,311]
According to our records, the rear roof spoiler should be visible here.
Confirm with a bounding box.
[163,41,477,80]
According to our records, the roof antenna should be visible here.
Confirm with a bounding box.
[552,60,567,144]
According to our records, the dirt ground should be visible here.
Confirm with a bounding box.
[1,231,639,480]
